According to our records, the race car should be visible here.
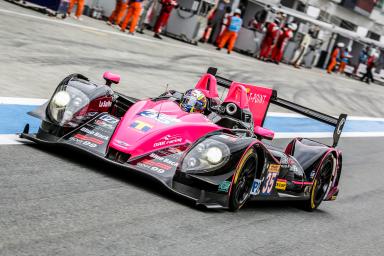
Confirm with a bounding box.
[20,67,347,211]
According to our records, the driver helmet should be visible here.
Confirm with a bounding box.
[180,89,207,113]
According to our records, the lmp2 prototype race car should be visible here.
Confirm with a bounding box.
[21,67,347,211]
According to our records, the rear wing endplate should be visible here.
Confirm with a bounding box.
[207,67,348,147]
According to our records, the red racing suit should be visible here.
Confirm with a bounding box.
[271,27,293,63]
[259,22,280,59]
[154,0,178,33]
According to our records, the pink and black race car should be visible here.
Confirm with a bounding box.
[21,67,347,211]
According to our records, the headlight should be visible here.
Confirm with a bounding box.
[48,87,89,126]
[52,91,70,108]
[206,147,223,164]
[182,138,230,173]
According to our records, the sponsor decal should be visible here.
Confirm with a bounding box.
[79,127,109,141]
[95,119,114,130]
[275,179,287,191]
[69,134,103,148]
[149,153,178,167]
[153,134,183,147]
[310,170,316,179]
[268,164,280,173]
[260,172,278,195]
[250,179,262,195]
[130,120,153,132]
[73,134,103,145]
[141,159,171,171]
[138,109,180,125]
[331,195,337,200]
[137,162,166,174]
[99,115,119,124]
[248,93,267,104]
[218,181,231,193]
[115,139,129,148]
[99,101,112,108]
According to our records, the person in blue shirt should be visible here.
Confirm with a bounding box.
[216,9,243,54]
[338,47,351,74]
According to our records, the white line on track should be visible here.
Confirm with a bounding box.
[0,134,29,145]
[0,97,47,105]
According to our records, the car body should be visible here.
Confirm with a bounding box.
[21,67,347,211]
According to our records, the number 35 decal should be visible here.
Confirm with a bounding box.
[261,172,278,195]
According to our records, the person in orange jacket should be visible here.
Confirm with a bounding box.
[153,0,179,39]
[107,0,128,26]
[259,18,281,60]
[216,9,243,54]
[67,0,85,20]
[121,0,144,35]
[270,23,296,64]
[327,42,344,74]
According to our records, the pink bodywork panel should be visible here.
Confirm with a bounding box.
[223,83,249,109]
[103,71,121,84]
[254,126,274,140]
[109,99,222,158]
[194,74,219,98]
[228,82,274,127]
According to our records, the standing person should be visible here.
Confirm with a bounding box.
[354,46,369,75]
[153,0,179,39]
[338,47,351,74]
[108,0,128,26]
[107,0,128,26]
[292,31,312,68]
[66,0,85,20]
[258,18,280,61]
[120,0,144,35]
[270,23,297,64]
[361,52,377,84]
[327,42,344,74]
[199,0,231,44]
[216,9,243,54]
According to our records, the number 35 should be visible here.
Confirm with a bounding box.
[261,172,278,194]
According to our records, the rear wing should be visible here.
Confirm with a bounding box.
[206,67,347,147]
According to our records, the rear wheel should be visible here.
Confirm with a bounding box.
[303,155,334,211]
[228,150,258,211]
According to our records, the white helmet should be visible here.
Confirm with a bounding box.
[234,8,242,15]
[288,23,297,31]
[337,42,345,48]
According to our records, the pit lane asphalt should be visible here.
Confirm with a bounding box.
[1,1,384,255]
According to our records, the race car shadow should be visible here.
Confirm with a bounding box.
[24,143,333,214]
[26,143,199,210]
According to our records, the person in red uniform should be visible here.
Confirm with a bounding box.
[258,18,281,60]
[216,9,243,54]
[361,52,378,84]
[327,42,344,74]
[270,23,296,64]
[107,0,128,26]
[153,0,179,39]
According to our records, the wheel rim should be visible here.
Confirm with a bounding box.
[234,158,257,206]
[313,159,333,206]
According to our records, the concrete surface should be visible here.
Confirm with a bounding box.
[0,1,384,255]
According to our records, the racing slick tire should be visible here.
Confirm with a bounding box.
[303,155,334,211]
[228,149,258,211]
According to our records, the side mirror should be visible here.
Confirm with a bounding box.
[103,71,120,86]
[254,125,274,140]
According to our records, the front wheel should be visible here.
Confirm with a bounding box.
[303,155,334,211]
[228,149,258,211]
